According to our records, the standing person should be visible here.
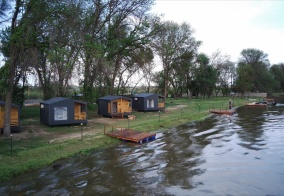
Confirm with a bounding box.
[229,99,232,110]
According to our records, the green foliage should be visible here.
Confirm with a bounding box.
[0,63,9,97]
[235,63,254,94]
[24,87,43,100]
[82,85,97,104]
[153,70,165,95]
[270,63,284,92]
[193,54,218,98]
[20,106,40,120]
[12,85,27,107]
[221,85,230,96]
[0,27,11,57]
[237,48,271,93]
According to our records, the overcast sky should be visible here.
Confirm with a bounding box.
[152,0,284,65]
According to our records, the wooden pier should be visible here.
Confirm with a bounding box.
[209,109,236,115]
[104,125,156,144]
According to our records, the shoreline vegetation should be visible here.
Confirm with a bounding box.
[0,97,249,181]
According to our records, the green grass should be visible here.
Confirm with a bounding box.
[0,96,248,182]
[109,97,247,132]
[20,106,40,120]
[0,135,119,181]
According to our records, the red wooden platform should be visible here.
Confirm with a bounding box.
[105,128,156,144]
[209,110,236,115]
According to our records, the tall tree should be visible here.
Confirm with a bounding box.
[45,0,82,97]
[3,0,22,136]
[79,0,158,102]
[171,50,198,98]
[270,63,284,92]
[238,48,271,92]
[194,53,217,98]
[152,21,200,98]
[235,63,254,95]
[210,50,235,96]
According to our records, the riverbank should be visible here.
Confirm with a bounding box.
[0,97,248,181]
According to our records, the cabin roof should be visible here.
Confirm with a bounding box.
[0,101,20,108]
[98,95,131,101]
[41,97,69,104]
[133,93,165,98]
[41,97,87,105]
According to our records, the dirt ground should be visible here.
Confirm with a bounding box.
[10,117,113,142]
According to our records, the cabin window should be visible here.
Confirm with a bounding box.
[112,102,117,113]
[158,98,164,103]
[147,99,154,108]
[54,107,68,121]
[81,105,86,112]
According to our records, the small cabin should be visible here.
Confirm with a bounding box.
[97,95,132,118]
[0,101,20,132]
[40,97,87,126]
[132,93,165,111]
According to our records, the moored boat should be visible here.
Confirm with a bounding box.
[209,110,236,115]
[245,102,267,107]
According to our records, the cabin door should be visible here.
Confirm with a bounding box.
[112,102,117,113]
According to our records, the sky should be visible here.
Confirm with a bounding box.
[151,0,284,65]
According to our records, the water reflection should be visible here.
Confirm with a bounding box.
[1,105,284,195]
[236,107,267,151]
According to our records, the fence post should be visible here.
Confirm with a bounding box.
[10,134,13,156]
[128,118,130,129]
[80,123,83,141]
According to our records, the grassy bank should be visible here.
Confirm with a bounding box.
[0,96,248,181]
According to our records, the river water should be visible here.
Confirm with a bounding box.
[1,105,284,195]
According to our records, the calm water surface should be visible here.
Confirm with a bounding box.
[1,105,284,195]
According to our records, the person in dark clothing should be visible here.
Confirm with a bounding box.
[229,99,232,109]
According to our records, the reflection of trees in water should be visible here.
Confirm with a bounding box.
[159,129,205,189]
[153,118,220,189]
[235,107,266,150]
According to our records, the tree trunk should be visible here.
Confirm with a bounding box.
[3,0,21,136]
[3,63,16,136]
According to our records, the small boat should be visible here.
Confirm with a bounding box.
[245,102,267,107]
[265,98,275,102]
[209,110,236,115]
